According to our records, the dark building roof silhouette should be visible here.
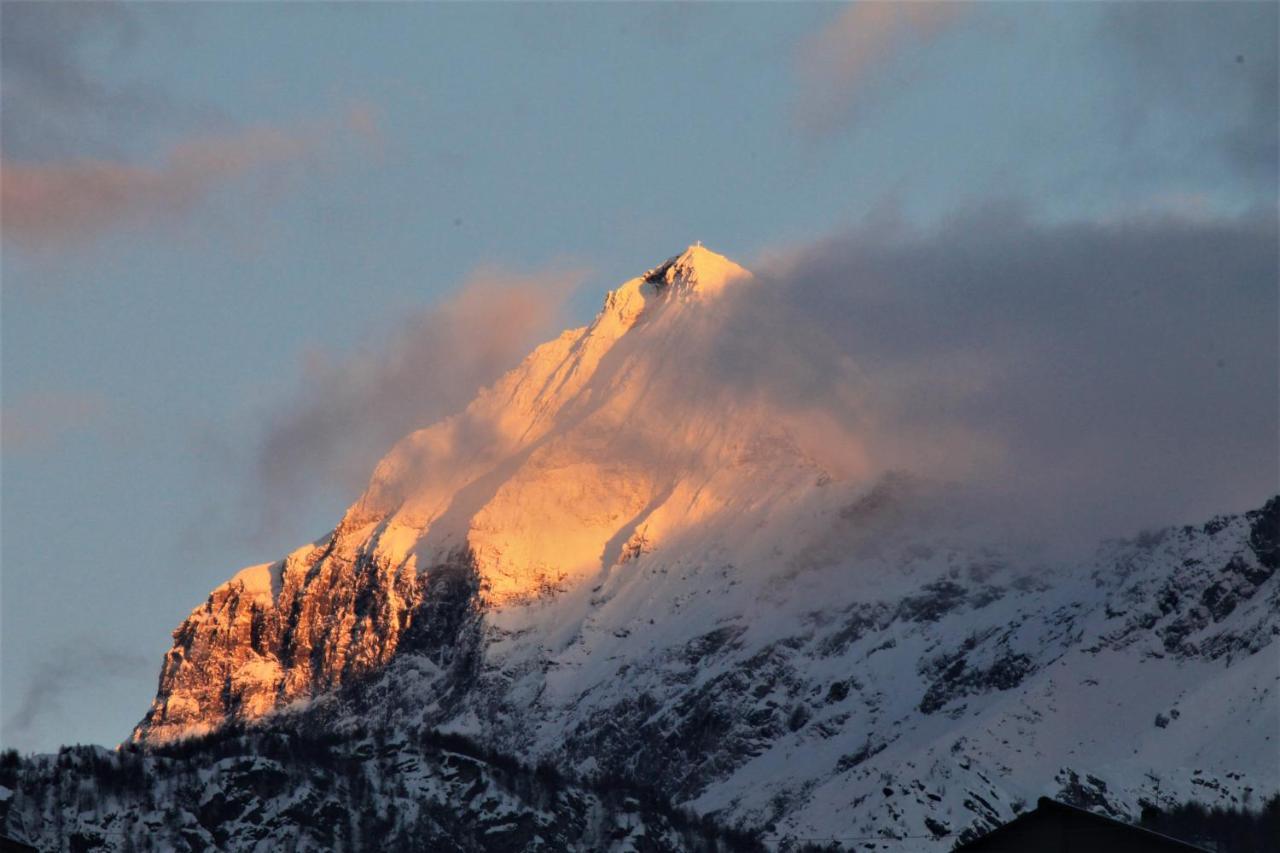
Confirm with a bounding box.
[955,797,1210,852]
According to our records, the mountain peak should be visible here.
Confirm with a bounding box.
[642,243,750,296]
[673,242,727,269]
[595,244,751,334]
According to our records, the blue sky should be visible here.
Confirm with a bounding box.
[2,2,1276,752]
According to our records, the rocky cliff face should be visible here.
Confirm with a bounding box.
[135,541,422,743]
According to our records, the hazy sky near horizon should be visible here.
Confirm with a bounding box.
[2,2,1276,753]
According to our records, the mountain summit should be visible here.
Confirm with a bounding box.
[642,243,750,296]
[114,248,1277,849]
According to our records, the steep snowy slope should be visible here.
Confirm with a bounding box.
[117,246,1278,849]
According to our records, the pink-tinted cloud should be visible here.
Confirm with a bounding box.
[797,1,968,135]
[1,105,379,250]
[1,126,301,249]
[344,101,384,148]
[1,390,112,454]
[0,4,381,250]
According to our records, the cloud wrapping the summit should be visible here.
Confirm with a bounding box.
[246,206,1278,554]
[691,206,1278,543]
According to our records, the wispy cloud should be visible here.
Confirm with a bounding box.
[0,4,382,251]
[796,1,969,135]
[0,2,159,161]
[249,263,587,541]
[1,390,113,454]
[1,125,313,250]
[2,644,151,750]
[1102,2,1278,185]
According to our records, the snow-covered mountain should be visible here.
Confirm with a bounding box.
[7,247,1276,851]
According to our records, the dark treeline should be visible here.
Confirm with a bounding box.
[148,722,763,850]
[1139,794,1280,853]
[6,738,1273,852]
[0,722,765,853]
